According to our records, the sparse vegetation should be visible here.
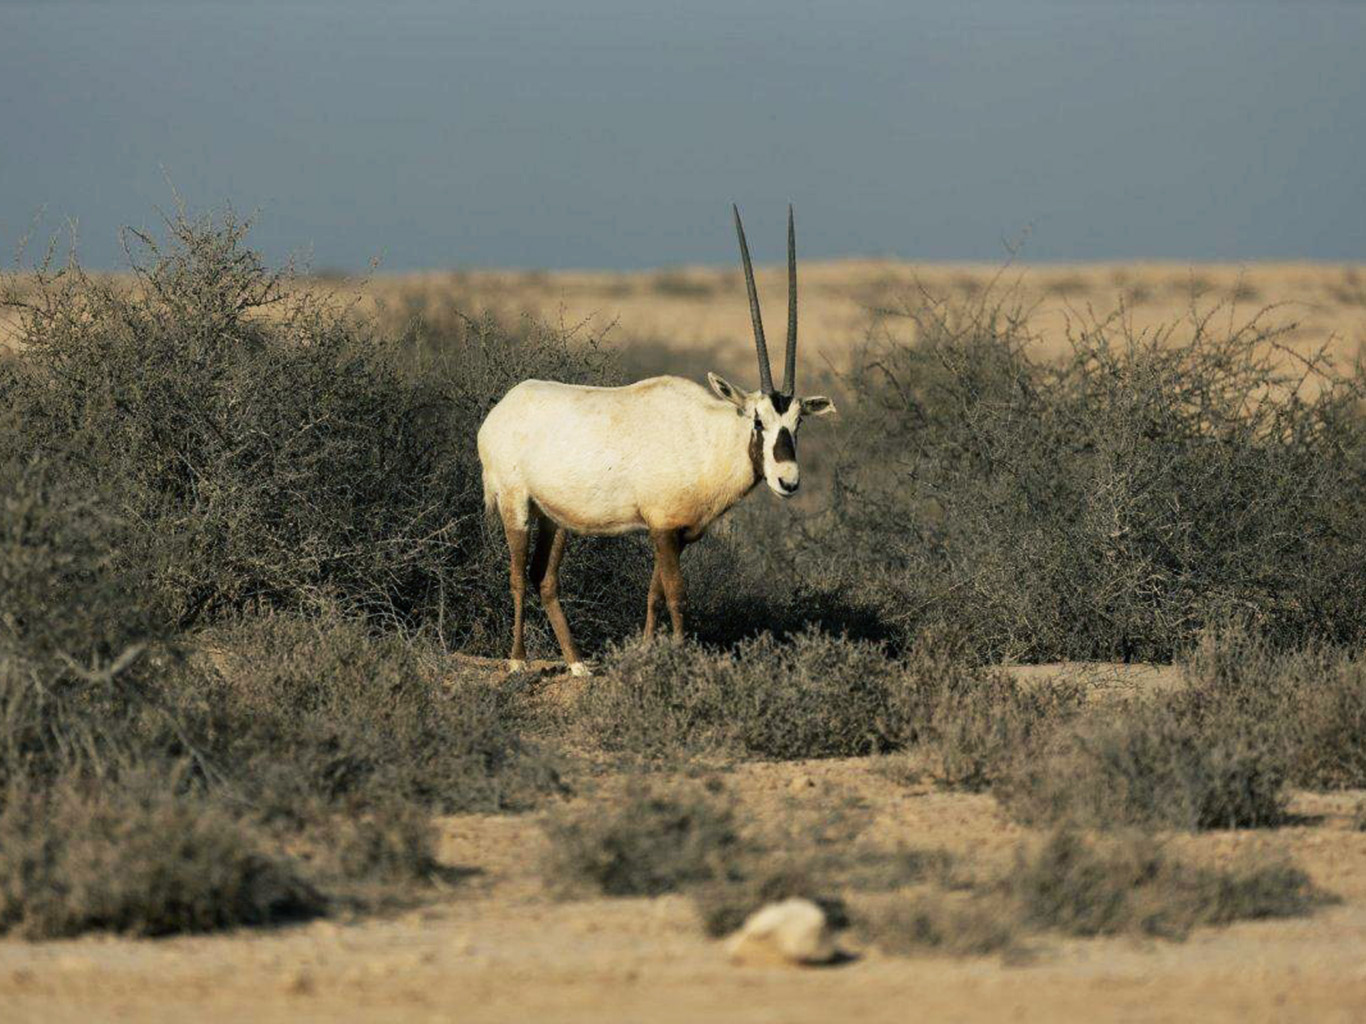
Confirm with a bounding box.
[1008,830,1327,940]
[858,830,1330,957]
[0,771,324,939]
[859,893,1021,957]
[829,289,1366,662]
[1178,627,1366,790]
[0,211,647,656]
[541,780,741,898]
[575,630,911,760]
[0,211,1360,965]
[999,698,1289,830]
[196,612,563,816]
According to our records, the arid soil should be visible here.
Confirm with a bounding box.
[353,261,1366,379]
[7,262,1365,381]
[3,663,1365,1024]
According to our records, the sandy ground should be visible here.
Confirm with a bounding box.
[352,261,1366,381]
[3,663,1365,1024]
[6,262,1364,383]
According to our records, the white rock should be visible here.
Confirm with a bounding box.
[725,898,837,966]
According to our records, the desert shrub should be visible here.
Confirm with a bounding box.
[1180,626,1366,790]
[0,769,323,939]
[577,629,920,760]
[0,611,555,938]
[1009,831,1327,940]
[918,668,1082,791]
[0,456,167,669]
[650,270,717,298]
[829,289,1366,661]
[860,831,1328,957]
[0,454,190,799]
[576,627,1073,767]
[0,212,650,656]
[541,780,742,897]
[682,522,900,650]
[998,628,1366,827]
[1000,698,1287,830]
[873,634,1082,790]
[858,893,1021,957]
[325,804,442,884]
[190,612,563,815]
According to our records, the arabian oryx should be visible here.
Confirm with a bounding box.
[477,205,835,676]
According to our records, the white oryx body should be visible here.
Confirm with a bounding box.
[478,204,834,676]
[479,375,759,539]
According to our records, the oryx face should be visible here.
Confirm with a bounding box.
[719,203,835,496]
[708,376,835,497]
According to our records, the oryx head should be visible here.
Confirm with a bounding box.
[708,204,836,498]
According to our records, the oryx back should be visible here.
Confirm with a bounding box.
[477,376,754,537]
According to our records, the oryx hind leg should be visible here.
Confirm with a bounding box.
[499,495,533,673]
[531,514,588,677]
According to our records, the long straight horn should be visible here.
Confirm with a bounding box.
[782,204,797,395]
[732,203,774,394]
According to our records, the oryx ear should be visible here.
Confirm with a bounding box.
[800,395,836,417]
[707,372,749,410]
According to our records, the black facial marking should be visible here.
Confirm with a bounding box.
[773,426,795,463]
[748,424,764,484]
[769,392,794,414]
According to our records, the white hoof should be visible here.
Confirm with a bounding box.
[568,661,592,678]
[507,659,528,673]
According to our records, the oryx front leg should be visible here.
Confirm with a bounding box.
[532,519,589,677]
[650,528,686,643]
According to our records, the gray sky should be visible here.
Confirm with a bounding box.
[2,0,1363,270]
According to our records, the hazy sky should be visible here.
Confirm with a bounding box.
[2,0,1363,270]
